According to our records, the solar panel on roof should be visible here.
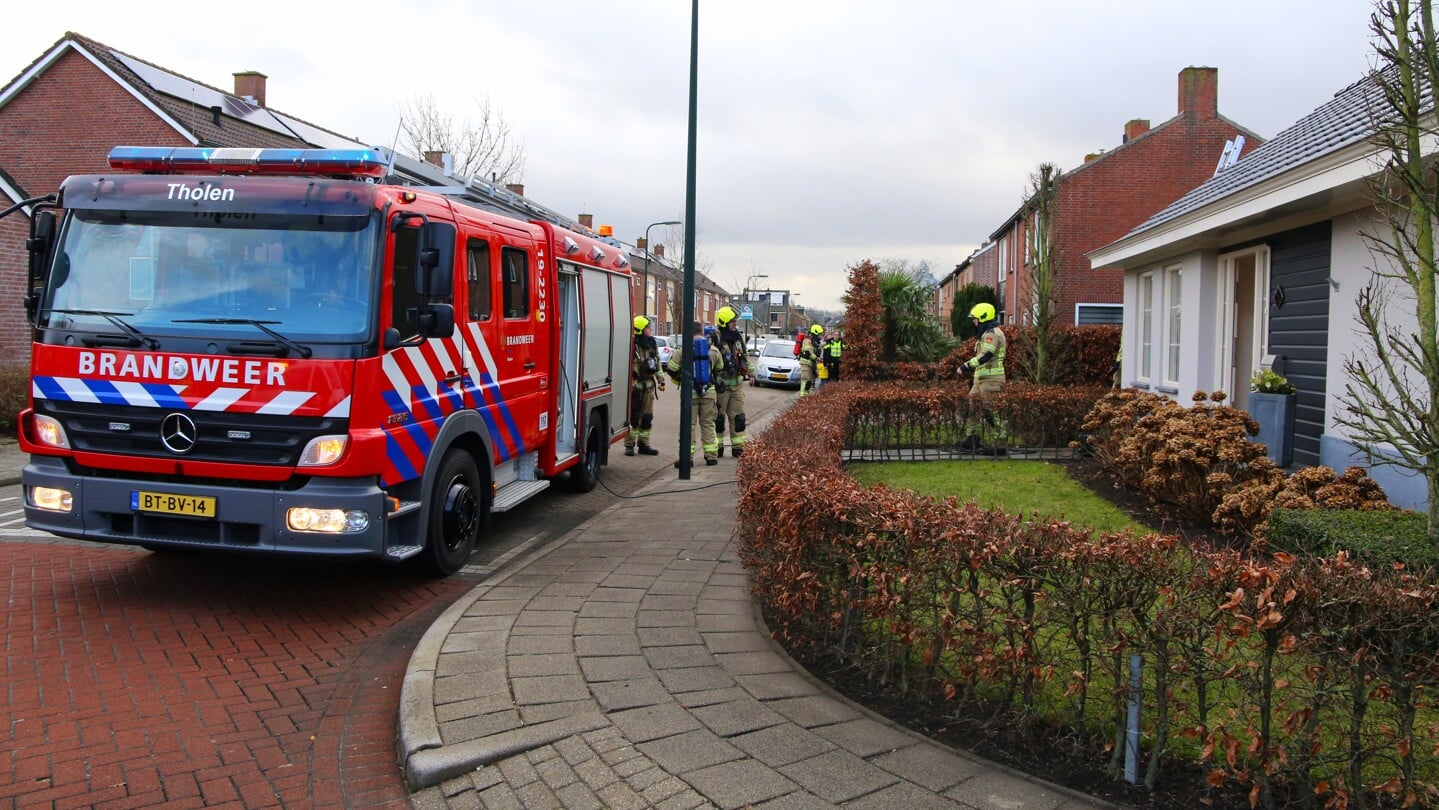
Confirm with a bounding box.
[271,112,366,150]
[110,51,313,144]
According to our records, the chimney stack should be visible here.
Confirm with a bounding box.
[233,71,267,107]
[654,245,665,258]
[637,237,648,251]
[505,183,525,197]
[1123,118,1151,143]
[578,213,594,230]
[1178,66,1218,120]
[423,151,444,168]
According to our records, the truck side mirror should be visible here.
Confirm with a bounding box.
[419,303,454,339]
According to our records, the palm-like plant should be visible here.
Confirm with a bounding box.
[879,270,954,362]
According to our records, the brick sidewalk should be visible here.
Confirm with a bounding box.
[1,544,471,808]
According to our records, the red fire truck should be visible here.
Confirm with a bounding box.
[14,146,633,575]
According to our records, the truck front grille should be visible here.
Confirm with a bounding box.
[36,400,345,467]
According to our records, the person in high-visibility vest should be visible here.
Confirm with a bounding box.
[823,334,843,381]
[957,303,1006,454]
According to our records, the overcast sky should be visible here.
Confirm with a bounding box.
[3,1,1379,311]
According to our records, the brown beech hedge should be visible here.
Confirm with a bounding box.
[737,382,1439,809]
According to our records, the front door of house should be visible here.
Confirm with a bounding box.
[1216,248,1269,409]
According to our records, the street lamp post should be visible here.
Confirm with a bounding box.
[644,220,681,328]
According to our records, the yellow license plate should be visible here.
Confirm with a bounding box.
[132,490,217,519]
[771,373,789,381]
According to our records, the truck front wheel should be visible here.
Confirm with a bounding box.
[569,421,602,493]
[420,451,486,576]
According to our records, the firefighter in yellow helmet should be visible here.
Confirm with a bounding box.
[625,315,664,456]
[666,321,724,465]
[957,302,1007,454]
[798,323,825,396]
[712,306,751,457]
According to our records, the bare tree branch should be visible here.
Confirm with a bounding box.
[1338,0,1439,545]
[395,93,528,185]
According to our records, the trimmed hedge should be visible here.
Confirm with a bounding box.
[1267,507,1437,566]
[738,382,1439,807]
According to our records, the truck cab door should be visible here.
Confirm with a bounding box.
[377,218,467,482]
[488,245,547,455]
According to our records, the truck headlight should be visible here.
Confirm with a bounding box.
[298,435,348,467]
[30,486,73,513]
[286,508,369,533]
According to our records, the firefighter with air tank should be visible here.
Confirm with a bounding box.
[711,306,751,457]
[667,322,724,466]
[625,316,664,456]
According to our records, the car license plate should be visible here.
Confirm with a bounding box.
[771,373,789,381]
[132,490,217,519]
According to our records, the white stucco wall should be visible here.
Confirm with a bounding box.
[1121,250,1220,404]
[1321,209,1428,510]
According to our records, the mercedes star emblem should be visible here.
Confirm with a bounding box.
[160,412,198,455]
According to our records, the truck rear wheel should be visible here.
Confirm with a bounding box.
[569,422,602,493]
[420,451,486,576]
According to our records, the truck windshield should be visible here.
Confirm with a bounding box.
[40,209,379,346]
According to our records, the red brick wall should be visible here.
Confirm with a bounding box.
[1,48,187,197]
[0,208,30,365]
[0,48,190,366]
[1049,111,1252,324]
[971,245,998,289]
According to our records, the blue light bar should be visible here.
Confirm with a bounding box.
[108,146,388,178]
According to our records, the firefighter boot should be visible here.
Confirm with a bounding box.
[638,443,658,456]
[624,445,636,456]
[731,446,743,459]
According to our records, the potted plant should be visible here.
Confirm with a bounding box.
[1249,368,1297,466]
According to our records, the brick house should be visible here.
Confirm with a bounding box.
[0,32,367,367]
[984,67,1262,327]
[936,241,998,335]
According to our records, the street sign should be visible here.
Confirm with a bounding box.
[740,305,753,320]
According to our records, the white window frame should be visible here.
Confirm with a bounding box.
[997,235,1009,319]
[1074,303,1123,324]
[1164,266,1182,388]
[1138,272,1154,383]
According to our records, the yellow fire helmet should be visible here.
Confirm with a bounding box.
[810,323,825,336]
[633,315,651,335]
[969,302,997,324]
[716,305,738,328]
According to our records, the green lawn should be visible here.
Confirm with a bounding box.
[847,459,1149,535]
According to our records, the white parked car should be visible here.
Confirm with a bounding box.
[654,335,676,367]
[745,336,766,356]
[751,340,801,389]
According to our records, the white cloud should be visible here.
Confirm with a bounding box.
[0,0,1377,310]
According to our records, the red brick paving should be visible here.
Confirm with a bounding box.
[1,543,474,809]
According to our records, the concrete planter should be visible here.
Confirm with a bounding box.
[1251,391,1297,467]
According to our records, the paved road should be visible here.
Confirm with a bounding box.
[0,383,792,809]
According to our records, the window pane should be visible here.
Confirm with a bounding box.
[1166,269,1181,383]
[502,247,529,318]
[1140,274,1153,377]
[467,239,491,321]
